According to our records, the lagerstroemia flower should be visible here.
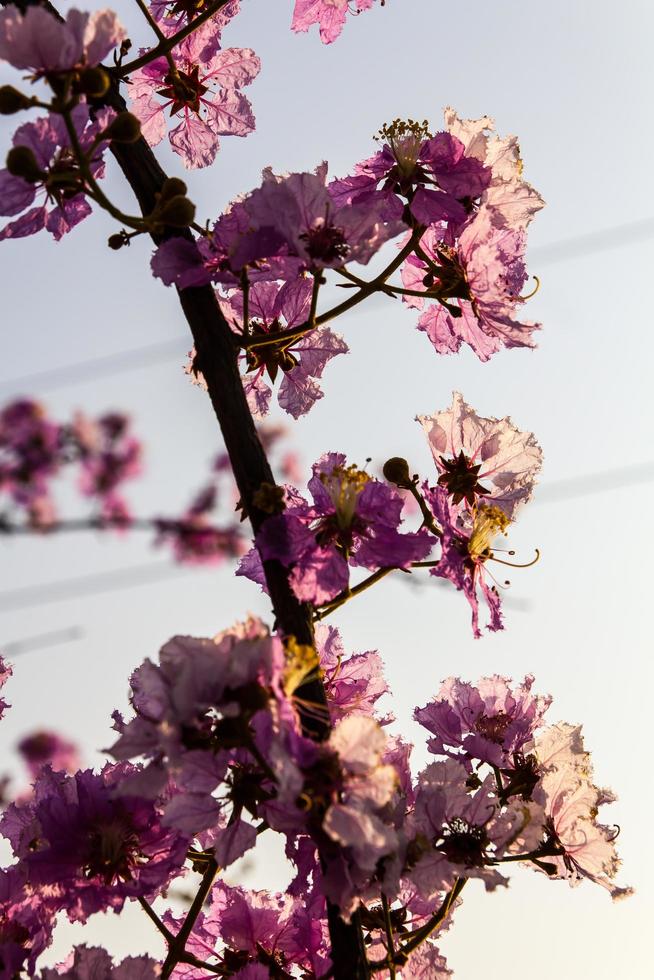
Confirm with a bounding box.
[402,206,541,361]
[0,104,113,242]
[17,730,80,779]
[0,865,57,977]
[239,453,433,605]
[0,764,189,922]
[72,412,141,523]
[0,399,62,520]
[316,624,390,724]
[150,0,240,31]
[37,945,161,979]
[223,278,348,419]
[0,5,124,74]
[418,391,542,516]
[129,21,259,169]
[0,657,11,721]
[291,0,377,45]
[414,675,552,769]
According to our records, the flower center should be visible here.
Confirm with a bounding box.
[156,65,208,115]
[475,711,513,744]
[84,816,143,885]
[441,817,489,867]
[375,118,432,178]
[320,464,370,529]
[245,320,299,382]
[438,450,491,506]
[299,220,349,265]
[468,505,510,561]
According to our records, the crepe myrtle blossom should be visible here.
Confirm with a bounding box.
[0,658,11,722]
[36,945,162,979]
[239,452,433,605]
[150,0,241,31]
[330,118,490,228]
[408,758,543,900]
[17,730,80,779]
[72,412,141,523]
[418,391,542,517]
[444,107,544,231]
[0,865,57,978]
[0,5,124,76]
[163,880,330,978]
[229,162,403,273]
[0,104,113,242]
[0,764,189,922]
[128,21,259,169]
[401,206,541,362]
[414,675,552,770]
[291,0,378,45]
[426,486,515,638]
[316,624,391,724]
[0,399,62,521]
[222,278,348,419]
[109,618,288,857]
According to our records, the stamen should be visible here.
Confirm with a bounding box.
[520,275,540,301]
[489,548,540,569]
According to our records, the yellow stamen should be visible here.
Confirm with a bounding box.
[468,505,510,561]
[320,464,370,529]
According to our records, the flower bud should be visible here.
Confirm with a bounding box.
[78,66,110,98]
[159,177,188,202]
[108,233,127,250]
[104,112,141,143]
[157,195,196,228]
[6,146,43,183]
[0,85,33,115]
[382,456,412,488]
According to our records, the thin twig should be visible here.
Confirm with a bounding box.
[118,0,233,76]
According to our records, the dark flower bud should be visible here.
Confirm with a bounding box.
[108,232,127,250]
[157,195,196,228]
[0,85,33,115]
[159,177,188,202]
[104,111,141,143]
[382,456,413,488]
[78,66,110,98]
[253,482,286,515]
[6,146,43,183]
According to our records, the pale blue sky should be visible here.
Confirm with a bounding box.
[1,1,653,976]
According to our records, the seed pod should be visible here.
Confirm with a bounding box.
[104,112,142,143]
[157,195,196,228]
[78,66,110,98]
[0,85,33,115]
[159,177,188,202]
[382,457,412,488]
[6,146,43,183]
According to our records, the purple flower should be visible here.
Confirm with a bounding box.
[72,412,141,523]
[0,658,11,722]
[0,104,112,242]
[129,22,259,169]
[222,278,348,419]
[414,675,552,769]
[316,624,391,724]
[235,163,403,272]
[291,0,377,44]
[402,207,541,361]
[426,486,510,639]
[0,399,62,520]
[242,453,433,605]
[0,765,188,921]
[0,865,57,977]
[418,391,542,516]
[37,945,161,979]
[0,5,125,74]
[17,731,80,779]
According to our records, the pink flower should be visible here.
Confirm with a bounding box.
[402,207,541,361]
[0,865,57,977]
[0,5,124,74]
[17,731,80,779]
[0,657,11,722]
[219,278,348,419]
[418,391,542,516]
[241,453,433,605]
[414,675,552,769]
[291,0,377,44]
[0,399,62,520]
[37,945,161,979]
[129,22,259,169]
[73,412,141,523]
[0,105,112,242]
[316,624,391,724]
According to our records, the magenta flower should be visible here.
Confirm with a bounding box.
[401,207,541,361]
[0,399,62,520]
[234,163,403,272]
[37,945,161,979]
[0,105,112,242]
[0,5,124,74]
[402,944,452,980]
[0,658,11,722]
[331,120,490,228]
[150,0,241,31]
[0,765,189,922]
[222,278,348,419]
[409,758,532,899]
[0,866,57,977]
[418,391,542,516]
[129,22,259,169]
[414,675,552,770]
[316,624,391,724]
[241,453,433,605]
[73,412,141,523]
[291,0,377,44]
[17,730,80,779]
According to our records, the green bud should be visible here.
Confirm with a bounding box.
[104,111,142,143]
[159,177,188,202]
[0,85,33,115]
[78,66,110,98]
[382,456,413,489]
[157,195,196,228]
[6,146,43,183]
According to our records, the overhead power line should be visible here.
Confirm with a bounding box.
[1,217,653,398]
[1,459,652,614]
[2,626,83,657]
